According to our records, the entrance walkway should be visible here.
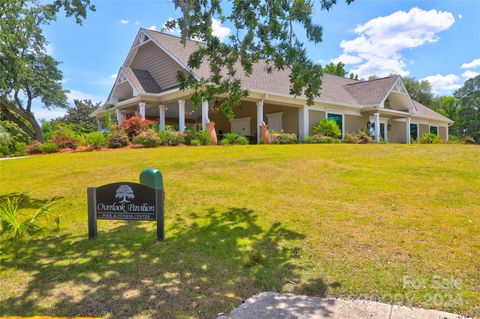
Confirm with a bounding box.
[218,292,466,319]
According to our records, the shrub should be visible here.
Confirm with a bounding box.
[463,136,475,144]
[13,142,27,156]
[0,145,9,157]
[168,131,186,146]
[419,132,442,144]
[27,141,43,155]
[303,135,341,144]
[312,119,341,138]
[190,139,201,146]
[108,129,129,148]
[132,129,161,147]
[270,131,298,144]
[195,130,212,145]
[0,120,30,145]
[120,115,155,139]
[83,131,108,150]
[50,124,79,149]
[221,133,249,145]
[0,195,58,239]
[344,133,359,144]
[39,143,59,154]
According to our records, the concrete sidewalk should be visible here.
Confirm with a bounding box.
[218,292,468,319]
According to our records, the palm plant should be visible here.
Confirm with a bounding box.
[0,196,57,239]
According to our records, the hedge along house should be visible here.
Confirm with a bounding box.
[93,28,453,143]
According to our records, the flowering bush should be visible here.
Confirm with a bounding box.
[270,131,297,144]
[108,129,129,148]
[303,135,341,144]
[168,131,186,146]
[50,124,79,149]
[27,141,43,154]
[132,129,161,147]
[120,115,155,139]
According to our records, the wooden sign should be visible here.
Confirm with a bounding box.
[87,182,164,240]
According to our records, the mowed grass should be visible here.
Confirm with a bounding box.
[0,144,479,318]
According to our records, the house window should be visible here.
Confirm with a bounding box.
[429,126,438,135]
[327,113,343,136]
[410,123,419,140]
[369,122,386,140]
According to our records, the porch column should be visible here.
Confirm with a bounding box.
[139,102,146,120]
[374,112,380,142]
[116,109,123,124]
[201,100,210,131]
[406,117,411,144]
[178,99,185,132]
[446,126,449,141]
[256,100,264,144]
[298,105,309,141]
[158,105,166,131]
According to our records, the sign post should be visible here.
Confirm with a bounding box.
[87,168,165,241]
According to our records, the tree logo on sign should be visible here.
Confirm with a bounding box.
[115,185,135,203]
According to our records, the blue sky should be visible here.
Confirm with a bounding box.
[36,0,480,120]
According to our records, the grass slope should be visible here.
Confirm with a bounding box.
[0,144,479,318]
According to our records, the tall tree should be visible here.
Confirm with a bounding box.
[431,96,461,137]
[402,77,433,106]
[51,99,101,133]
[168,0,354,118]
[322,62,358,79]
[0,0,95,142]
[454,75,480,142]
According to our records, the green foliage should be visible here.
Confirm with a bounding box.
[39,142,59,154]
[402,77,433,107]
[168,0,353,118]
[454,75,480,143]
[82,131,107,149]
[13,142,27,156]
[344,130,373,144]
[0,121,31,156]
[167,132,186,146]
[220,133,249,145]
[312,119,341,138]
[419,133,442,144]
[0,195,58,239]
[0,121,30,145]
[190,139,201,146]
[185,129,212,146]
[49,124,79,149]
[132,129,161,148]
[270,132,298,144]
[303,135,341,144]
[322,62,358,79]
[51,99,101,133]
[108,129,129,148]
[103,111,115,130]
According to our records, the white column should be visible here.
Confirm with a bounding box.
[406,117,411,144]
[446,126,449,141]
[374,112,380,142]
[201,100,210,131]
[298,105,309,141]
[158,105,166,131]
[256,100,264,144]
[139,102,146,120]
[178,99,185,132]
[116,109,123,124]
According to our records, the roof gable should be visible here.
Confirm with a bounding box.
[344,75,399,106]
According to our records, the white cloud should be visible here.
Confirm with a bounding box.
[147,25,157,31]
[461,58,480,69]
[94,73,117,86]
[422,74,461,95]
[462,70,479,79]
[458,14,463,20]
[67,89,102,104]
[211,18,231,41]
[120,19,129,24]
[32,108,68,122]
[331,53,363,65]
[135,21,141,26]
[333,8,455,77]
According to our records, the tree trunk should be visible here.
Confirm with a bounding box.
[0,98,44,142]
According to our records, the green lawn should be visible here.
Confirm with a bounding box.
[0,144,479,318]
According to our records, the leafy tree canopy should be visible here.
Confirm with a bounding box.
[51,99,101,133]
[322,62,358,80]
[454,75,480,142]
[168,0,354,118]
[0,0,95,141]
[402,77,433,107]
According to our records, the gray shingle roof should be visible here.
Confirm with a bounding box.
[142,29,451,122]
[123,67,162,94]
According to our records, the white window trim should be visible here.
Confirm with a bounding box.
[326,112,345,139]
[368,116,389,141]
[429,124,439,136]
